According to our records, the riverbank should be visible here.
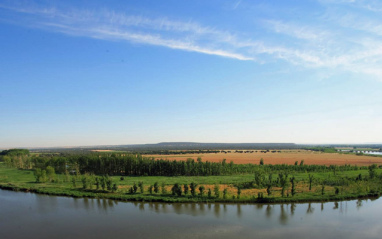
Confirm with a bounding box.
[1,163,382,204]
[1,183,380,204]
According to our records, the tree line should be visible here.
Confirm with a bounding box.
[2,151,368,177]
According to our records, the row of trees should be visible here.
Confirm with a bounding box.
[3,152,370,177]
[247,164,381,198]
[126,182,234,199]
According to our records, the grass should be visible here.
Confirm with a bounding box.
[1,162,382,203]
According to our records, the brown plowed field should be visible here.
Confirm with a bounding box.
[146,150,382,166]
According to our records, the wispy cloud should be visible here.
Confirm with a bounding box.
[1,1,382,80]
[321,0,382,12]
[233,0,242,10]
[0,3,253,61]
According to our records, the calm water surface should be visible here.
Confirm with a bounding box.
[1,189,382,239]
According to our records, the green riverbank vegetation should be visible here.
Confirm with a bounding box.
[1,150,382,203]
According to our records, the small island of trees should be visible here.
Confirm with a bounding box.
[1,149,382,203]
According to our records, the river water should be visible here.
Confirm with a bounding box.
[1,189,382,239]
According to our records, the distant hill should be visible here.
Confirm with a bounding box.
[27,142,382,153]
[128,142,299,150]
[30,142,299,153]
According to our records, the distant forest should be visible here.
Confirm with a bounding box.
[19,142,382,154]
[1,149,366,177]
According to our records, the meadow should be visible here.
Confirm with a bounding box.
[1,148,382,203]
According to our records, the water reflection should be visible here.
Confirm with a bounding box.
[237,204,242,218]
[266,205,273,218]
[214,203,220,217]
[2,190,382,239]
[306,203,314,214]
[69,197,375,221]
[279,204,288,225]
[357,199,363,209]
[291,203,296,215]
[1,190,378,224]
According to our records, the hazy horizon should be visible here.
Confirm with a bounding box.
[2,141,382,150]
[1,0,381,148]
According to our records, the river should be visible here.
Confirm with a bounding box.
[1,189,381,239]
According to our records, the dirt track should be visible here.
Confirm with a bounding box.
[146,150,382,166]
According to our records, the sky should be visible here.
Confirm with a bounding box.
[0,0,382,148]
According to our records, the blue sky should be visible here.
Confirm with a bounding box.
[1,0,381,148]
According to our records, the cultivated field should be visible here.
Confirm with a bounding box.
[146,150,382,166]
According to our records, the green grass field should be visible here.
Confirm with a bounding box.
[1,162,382,203]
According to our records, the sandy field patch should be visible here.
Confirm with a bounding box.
[146,150,382,166]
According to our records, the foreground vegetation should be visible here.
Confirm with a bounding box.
[1,149,382,203]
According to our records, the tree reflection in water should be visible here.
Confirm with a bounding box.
[306,203,314,214]
[356,199,363,209]
[291,203,296,215]
[237,204,242,218]
[266,205,272,218]
[279,204,288,225]
[73,196,373,220]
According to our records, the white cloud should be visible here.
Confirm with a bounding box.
[0,3,253,61]
[233,0,242,10]
[264,20,328,41]
[2,1,382,80]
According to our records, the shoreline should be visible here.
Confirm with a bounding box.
[1,183,380,204]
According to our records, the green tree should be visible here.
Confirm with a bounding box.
[149,185,154,194]
[95,177,100,190]
[198,185,205,197]
[266,173,273,196]
[254,169,265,187]
[258,192,264,199]
[64,169,70,183]
[106,177,112,191]
[260,158,264,165]
[34,168,47,183]
[237,187,241,199]
[208,188,212,198]
[369,164,377,179]
[290,176,296,196]
[190,182,198,197]
[154,182,159,193]
[266,184,272,196]
[308,174,314,191]
[278,172,289,197]
[100,177,106,190]
[161,182,167,194]
[81,175,88,189]
[183,184,189,195]
[112,183,118,192]
[214,184,220,198]
[223,188,228,199]
[171,183,182,196]
[138,181,144,193]
[132,182,138,193]
[72,177,76,187]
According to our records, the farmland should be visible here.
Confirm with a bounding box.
[1,148,382,204]
[146,149,382,166]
